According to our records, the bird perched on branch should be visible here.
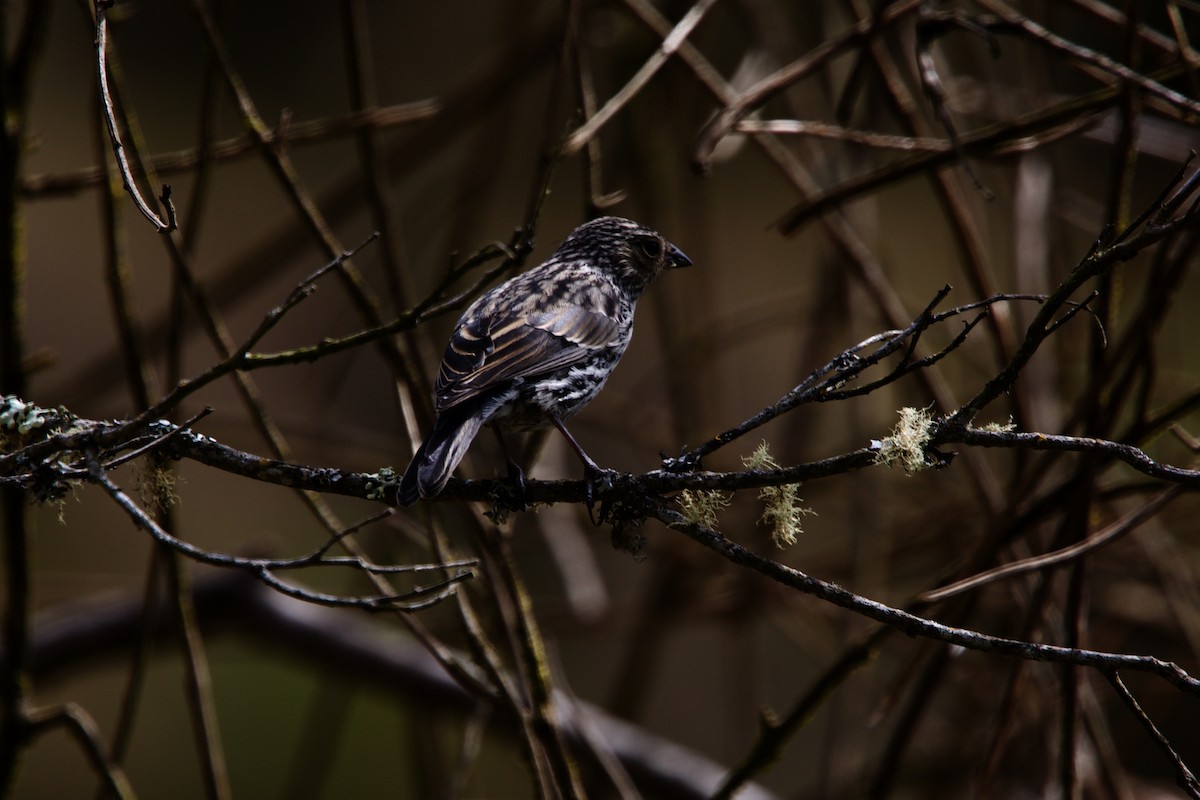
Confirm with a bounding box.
[397,216,691,506]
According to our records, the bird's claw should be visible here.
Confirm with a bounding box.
[506,459,527,499]
[660,448,702,473]
[583,465,618,526]
[486,461,529,519]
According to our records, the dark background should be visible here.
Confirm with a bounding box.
[6,1,1200,798]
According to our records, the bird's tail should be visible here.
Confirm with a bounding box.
[397,406,485,505]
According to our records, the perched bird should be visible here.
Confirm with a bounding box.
[397,216,691,505]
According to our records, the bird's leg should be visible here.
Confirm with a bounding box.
[548,415,614,522]
[548,415,601,472]
[491,425,526,498]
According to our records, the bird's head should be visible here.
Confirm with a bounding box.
[554,216,691,296]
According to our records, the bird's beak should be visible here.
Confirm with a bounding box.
[668,244,692,268]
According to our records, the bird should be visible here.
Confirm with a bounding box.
[397,216,691,506]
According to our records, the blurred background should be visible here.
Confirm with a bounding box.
[5,0,1200,797]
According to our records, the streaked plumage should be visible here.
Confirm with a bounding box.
[397,216,691,505]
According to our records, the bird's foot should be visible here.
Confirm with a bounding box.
[486,460,530,522]
[505,458,528,499]
[660,447,702,473]
[583,464,620,526]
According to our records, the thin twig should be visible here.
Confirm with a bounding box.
[735,119,953,152]
[94,6,177,233]
[24,99,440,197]
[944,427,1200,485]
[975,0,1200,118]
[670,289,1050,467]
[771,61,1195,235]
[920,485,1184,601]
[87,455,473,611]
[693,0,922,169]
[25,703,135,799]
[946,162,1200,427]
[649,500,1200,695]
[564,0,720,154]
[1106,671,1200,798]
[915,6,996,197]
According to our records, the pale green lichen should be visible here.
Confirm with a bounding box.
[135,462,180,514]
[742,441,815,548]
[364,467,398,502]
[677,488,731,529]
[50,484,81,526]
[1,395,49,435]
[875,406,937,475]
[978,417,1016,433]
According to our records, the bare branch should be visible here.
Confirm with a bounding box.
[920,486,1185,602]
[94,6,177,234]
[85,452,474,611]
[1106,672,1200,798]
[25,703,135,799]
[564,0,720,154]
[650,501,1200,695]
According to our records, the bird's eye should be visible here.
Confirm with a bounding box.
[636,238,662,260]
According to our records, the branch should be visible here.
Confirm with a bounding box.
[648,500,1200,696]
[948,157,1200,426]
[564,0,719,153]
[83,451,475,611]
[24,703,135,799]
[920,485,1186,602]
[94,5,177,234]
[666,290,1045,469]
[23,99,440,197]
[693,0,922,170]
[939,426,1200,486]
[770,63,1196,235]
[16,571,783,800]
[9,401,1200,694]
[973,0,1200,118]
[1106,671,1200,798]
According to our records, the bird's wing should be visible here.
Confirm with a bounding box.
[435,301,622,411]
